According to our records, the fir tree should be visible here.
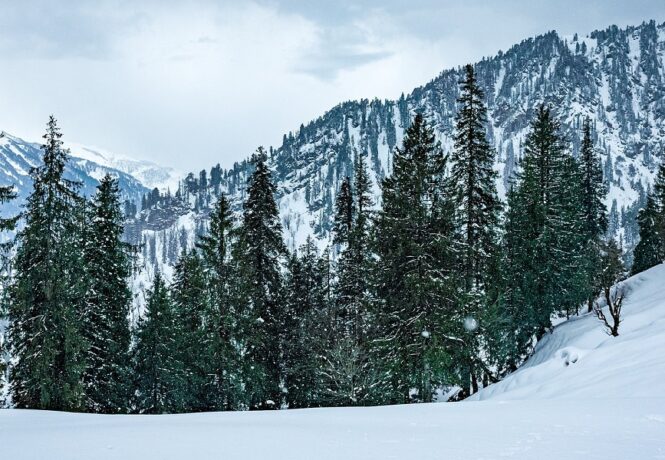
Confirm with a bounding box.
[632,195,664,274]
[82,174,133,413]
[197,194,240,410]
[282,238,328,408]
[234,148,286,409]
[171,249,209,411]
[7,116,88,411]
[373,114,459,403]
[132,272,184,413]
[332,177,354,246]
[496,106,588,371]
[451,64,501,291]
[579,118,608,311]
[0,184,16,401]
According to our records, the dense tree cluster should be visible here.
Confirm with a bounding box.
[2,61,657,412]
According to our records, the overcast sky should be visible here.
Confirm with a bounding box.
[0,0,663,172]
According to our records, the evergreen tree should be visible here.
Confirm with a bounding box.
[450,64,501,394]
[632,195,664,274]
[234,148,286,409]
[82,174,133,413]
[171,249,209,411]
[579,118,608,311]
[322,152,377,406]
[373,114,459,403]
[451,64,501,291]
[0,184,16,401]
[132,272,184,413]
[282,238,328,408]
[332,177,353,246]
[632,163,665,274]
[7,116,88,411]
[197,194,240,410]
[496,106,587,371]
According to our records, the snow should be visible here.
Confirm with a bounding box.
[2,264,665,459]
[471,263,665,401]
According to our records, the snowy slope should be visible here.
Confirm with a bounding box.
[65,142,181,192]
[470,263,665,401]
[0,132,150,217]
[2,264,665,459]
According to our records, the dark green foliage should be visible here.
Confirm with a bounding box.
[7,116,88,411]
[632,164,665,274]
[0,184,16,400]
[494,106,588,372]
[579,118,608,311]
[132,272,184,413]
[171,250,209,411]
[234,148,286,409]
[332,177,353,246]
[451,64,501,291]
[373,113,460,403]
[282,238,329,408]
[82,174,133,413]
[197,194,241,410]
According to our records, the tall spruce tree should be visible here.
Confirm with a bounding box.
[171,249,209,411]
[8,116,88,410]
[579,118,608,311]
[0,184,16,400]
[197,194,240,410]
[451,64,501,292]
[450,64,501,395]
[374,114,459,403]
[632,163,665,274]
[496,106,587,371]
[132,272,184,413]
[322,153,376,406]
[82,174,133,413]
[234,148,286,409]
[282,238,329,408]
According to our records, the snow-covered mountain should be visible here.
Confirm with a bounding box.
[131,20,665,276]
[0,132,153,217]
[4,262,665,459]
[65,142,181,192]
[2,20,664,275]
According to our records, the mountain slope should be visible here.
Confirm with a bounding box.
[142,20,665,270]
[0,132,155,216]
[3,263,665,459]
[470,262,665,401]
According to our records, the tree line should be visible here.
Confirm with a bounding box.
[1,64,659,414]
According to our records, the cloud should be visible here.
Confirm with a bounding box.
[0,0,662,173]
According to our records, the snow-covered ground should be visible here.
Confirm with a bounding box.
[2,264,665,459]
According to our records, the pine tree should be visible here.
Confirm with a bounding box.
[171,249,209,411]
[632,163,665,274]
[0,184,16,401]
[449,64,501,395]
[632,195,664,274]
[197,194,240,410]
[7,116,88,411]
[332,176,354,246]
[132,272,184,413]
[579,118,608,311]
[496,106,588,371]
[282,238,328,408]
[374,114,459,403]
[451,64,501,291]
[234,148,286,409]
[82,174,133,413]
